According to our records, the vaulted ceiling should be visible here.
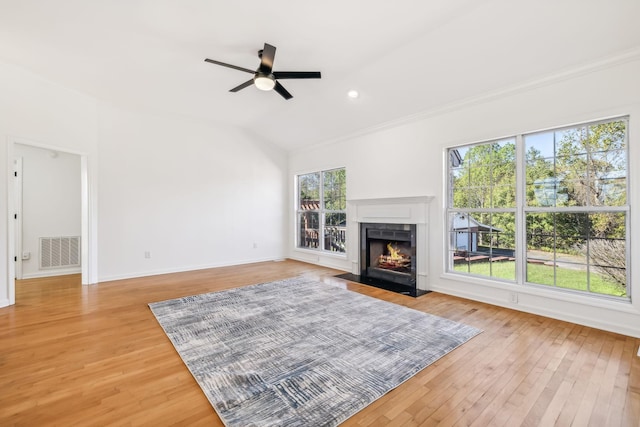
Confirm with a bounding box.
[1,0,639,151]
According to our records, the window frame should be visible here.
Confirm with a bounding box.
[446,117,630,302]
[295,167,347,255]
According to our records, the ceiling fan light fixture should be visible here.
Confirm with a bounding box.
[205,43,321,100]
[254,75,276,91]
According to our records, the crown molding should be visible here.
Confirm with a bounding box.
[294,47,640,154]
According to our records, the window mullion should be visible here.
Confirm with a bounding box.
[319,173,325,251]
[516,134,526,285]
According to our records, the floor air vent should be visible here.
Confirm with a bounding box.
[40,236,80,269]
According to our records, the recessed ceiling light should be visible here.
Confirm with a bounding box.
[347,89,359,99]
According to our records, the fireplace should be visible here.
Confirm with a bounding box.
[361,223,416,288]
[346,196,433,296]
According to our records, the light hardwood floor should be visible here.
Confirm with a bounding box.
[1,260,639,426]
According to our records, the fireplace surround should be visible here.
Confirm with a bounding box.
[346,196,433,296]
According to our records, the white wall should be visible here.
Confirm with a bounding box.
[289,55,640,338]
[1,59,289,306]
[15,144,81,278]
[97,104,288,281]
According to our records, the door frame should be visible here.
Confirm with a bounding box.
[13,157,23,280]
[7,137,96,304]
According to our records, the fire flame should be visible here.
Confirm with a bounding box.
[387,243,402,260]
[378,242,410,271]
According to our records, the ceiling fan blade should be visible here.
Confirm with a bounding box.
[273,81,293,100]
[204,58,254,74]
[259,43,276,74]
[229,79,255,92]
[273,71,321,79]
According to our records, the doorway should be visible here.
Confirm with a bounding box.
[7,139,95,304]
[14,144,81,280]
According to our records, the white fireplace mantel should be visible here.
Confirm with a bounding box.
[347,196,434,291]
[348,196,434,224]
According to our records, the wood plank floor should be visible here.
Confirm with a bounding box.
[1,260,639,426]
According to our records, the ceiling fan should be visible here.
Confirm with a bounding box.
[204,43,321,100]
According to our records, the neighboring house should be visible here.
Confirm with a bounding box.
[451,213,502,253]
[533,176,568,207]
[298,200,346,252]
[299,200,321,249]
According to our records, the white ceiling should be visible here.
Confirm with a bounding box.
[1,0,639,151]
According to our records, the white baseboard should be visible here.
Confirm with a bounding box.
[98,256,281,283]
[22,268,82,279]
[288,251,350,272]
[0,298,10,308]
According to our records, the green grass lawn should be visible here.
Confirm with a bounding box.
[454,261,626,297]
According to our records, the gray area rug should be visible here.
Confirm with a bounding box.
[149,277,481,426]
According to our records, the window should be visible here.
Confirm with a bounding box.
[447,117,629,300]
[297,168,346,253]
[448,139,517,281]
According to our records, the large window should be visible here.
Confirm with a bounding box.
[297,168,346,253]
[447,117,629,300]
